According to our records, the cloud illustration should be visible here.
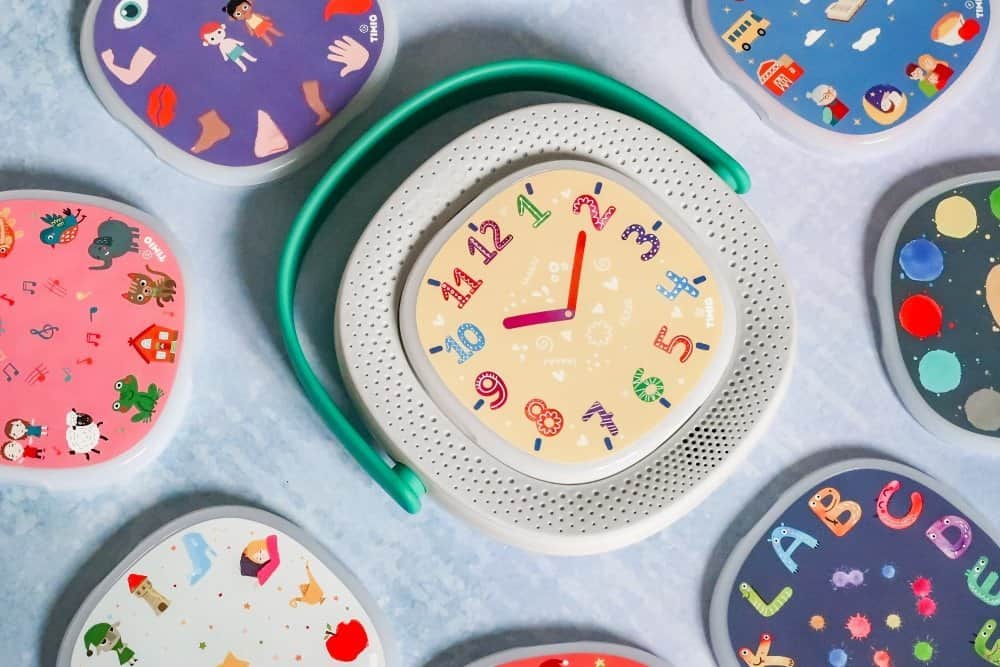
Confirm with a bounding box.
[804,28,826,46]
[853,27,882,52]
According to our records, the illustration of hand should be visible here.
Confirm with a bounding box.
[327,36,369,77]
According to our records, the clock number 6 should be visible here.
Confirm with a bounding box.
[524,398,564,437]
[468,220,513,265]
[474,371,508,409]
[621,224,660,261]
[572,194,616,231]
[444,323,486,364]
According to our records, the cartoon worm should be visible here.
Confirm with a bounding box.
[876,479,923,530]
[738,582,794,618]
[975,619,1000,664]
[969,557,1000,606]
[632,368,664,402]
[738,633,794,667]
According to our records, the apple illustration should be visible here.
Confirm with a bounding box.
[324,619,369,662]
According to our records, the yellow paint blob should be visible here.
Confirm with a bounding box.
[935,195,978,238]
[809,614,826,631]
[886,613,903,630]
[987,264,1000,328]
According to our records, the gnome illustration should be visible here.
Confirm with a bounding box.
[127,572,170,615]
[83,622,138,665]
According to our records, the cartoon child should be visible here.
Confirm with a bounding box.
[200,22,258,72]
[239,534,281,585]
[223,0,284,47]
[906,54,954,97]
[3,440,45,463]
[806,83,850,126]
[83,622,137,666]
[5,417,47,443]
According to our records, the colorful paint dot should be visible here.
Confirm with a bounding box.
[828,648,848,667]
[913,640,934,662]
[935,195,978,238]
[918,349,962,393]
[911,576,933,598]
[846,613,872,640]
[916,596,937,618]
[881,564,896,579]
[899,238,944,281]
[989,185,1000,221]
[810,614,827,631]
[899,294,943,338]
[966,388,1000,432]
[886,613,902,630]
[873,649,892,667]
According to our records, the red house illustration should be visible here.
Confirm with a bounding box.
[758,54,804,96]
[129,323,179,364]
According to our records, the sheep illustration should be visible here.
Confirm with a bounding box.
[65,409,108,460]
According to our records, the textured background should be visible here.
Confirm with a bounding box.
[2,1,1000,665]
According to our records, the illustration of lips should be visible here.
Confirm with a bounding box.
[323,0,373,21]
[324,619,368,662]
[147,84,177,129]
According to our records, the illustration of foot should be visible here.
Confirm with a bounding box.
[190,110,231,155]
[254,110,289,157]
[302,80,332,126]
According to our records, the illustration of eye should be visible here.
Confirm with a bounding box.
[113,0,148,29]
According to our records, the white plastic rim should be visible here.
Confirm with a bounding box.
[0,190,193,491]
[79,1,398,186]
[690,0,1000,151]
[466,642,672,667]
[335,103,796,555]
[56,505,398,667]
[397,160,739,486]
[873,170,1000,451]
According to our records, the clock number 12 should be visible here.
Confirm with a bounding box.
[468,220,513,265]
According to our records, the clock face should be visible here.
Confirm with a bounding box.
[400,162,733,483]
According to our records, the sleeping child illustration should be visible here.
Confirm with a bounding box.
[240,534,281,585]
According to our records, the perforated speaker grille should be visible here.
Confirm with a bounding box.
[336,104,794,553]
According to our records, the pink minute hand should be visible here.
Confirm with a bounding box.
[502,307,574,330]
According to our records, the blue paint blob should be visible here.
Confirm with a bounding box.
[899,238,944,282]
[829,648,849,667]
[918,349,962,394]
[882,564,896,579]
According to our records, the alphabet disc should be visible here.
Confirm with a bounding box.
[709,459,1000,667]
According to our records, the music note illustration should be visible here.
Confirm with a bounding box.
[86,332,101,347]
[22,280,37,295]
[30,323,60,340]
[45,279,67,297]
[63,367,72,382]
[2,362,18,382]
[0,294,13,306]
[76,357,94,366]
[89,306,98,322]
[25,364,48,385]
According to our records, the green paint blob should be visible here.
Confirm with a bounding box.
[918,349,962,394]
[990,185,1000,221]
[913,640,934,662]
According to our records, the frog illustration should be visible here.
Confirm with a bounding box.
[112,375,164,423]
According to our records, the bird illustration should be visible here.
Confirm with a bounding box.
[39,207,87,246]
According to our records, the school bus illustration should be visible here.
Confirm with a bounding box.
[722,10,771,52]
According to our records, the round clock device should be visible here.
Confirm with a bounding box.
[278,60,796,554]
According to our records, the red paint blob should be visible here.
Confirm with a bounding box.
[916,596,938,618]
[323,0,372,20]
[899,294,943,338]
[873,649,892,667]
[912,576,933,598]
[147,84,177,129]
[846,612,872,639]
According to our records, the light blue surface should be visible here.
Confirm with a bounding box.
[2,2,1000,666]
